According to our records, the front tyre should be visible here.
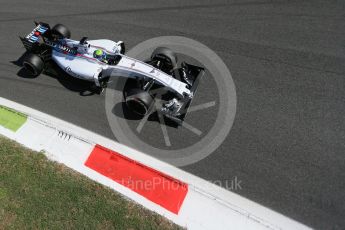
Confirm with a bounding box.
[51,24,71,39]
[151,47,177,73]
[23,53,44,77]
[125,88,154,116]
[117,41,125,54]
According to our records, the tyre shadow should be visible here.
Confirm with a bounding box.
[112,102,179,128]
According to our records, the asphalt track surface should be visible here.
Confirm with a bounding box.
[1,0,345,229]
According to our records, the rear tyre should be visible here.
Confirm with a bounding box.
[52,24,71,39]
[151,47,177,73]
[23,53,44,77]
[125,88,154,116]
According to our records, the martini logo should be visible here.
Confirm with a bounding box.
[26,24,48,43]
[46,40,77,55]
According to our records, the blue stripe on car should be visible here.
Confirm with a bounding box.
[30,36,39,41]
[38,28,47,33]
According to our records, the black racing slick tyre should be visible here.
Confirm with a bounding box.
[52,24,71,39]
[151,47,177,73]
[125,88,154,116]
[23,53,44,77]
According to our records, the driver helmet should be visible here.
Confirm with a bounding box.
[93,49,106,60]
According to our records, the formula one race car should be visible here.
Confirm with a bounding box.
[19,22,204,124]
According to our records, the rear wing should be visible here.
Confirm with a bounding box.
[19,22,51,51]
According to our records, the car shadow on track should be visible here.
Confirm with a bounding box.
[11,52,100,96]
[112,102,179,128]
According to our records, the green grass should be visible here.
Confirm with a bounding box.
[0,136,182,230]
[0,106,27,132]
